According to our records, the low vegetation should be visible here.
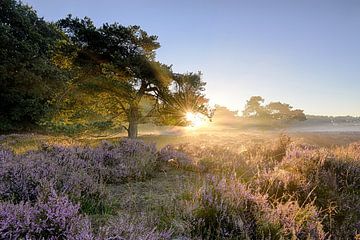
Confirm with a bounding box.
[0,134,359,239]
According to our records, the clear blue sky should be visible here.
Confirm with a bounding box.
[24,0,360,116]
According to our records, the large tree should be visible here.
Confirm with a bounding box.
[0,0,65,131]
[55,16,210,138]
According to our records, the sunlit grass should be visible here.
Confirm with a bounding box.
[2,132,360,238]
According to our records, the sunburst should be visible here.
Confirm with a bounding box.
[185,112,208,128]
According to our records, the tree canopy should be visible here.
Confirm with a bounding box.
[53,15,211,137]
[242,96,306,121]
[0,0,66,131]
[0,2,211,136]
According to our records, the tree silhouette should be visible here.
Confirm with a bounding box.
[243,96,306,122]
[55,16,210,137]
[242,96,268,118]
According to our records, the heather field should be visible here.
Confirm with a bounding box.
[1,132,360,239]
[2,0,360,239]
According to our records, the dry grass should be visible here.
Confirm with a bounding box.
[1,131,360,239]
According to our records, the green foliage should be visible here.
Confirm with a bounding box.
[79,192,114,215]
[0,0,66,132]
[157,72,212,126]
[54,16,168,137]
[243,96,267,118]
[53,16,211,137]
[0,3,210,136]
[242,96,307,122]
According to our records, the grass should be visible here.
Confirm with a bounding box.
[2,129,360,153]
[1,130,360,239]
[106,168,201,229]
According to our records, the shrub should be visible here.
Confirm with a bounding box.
[255,141,360,239]
[0,147,13,162]
[255,168,310,202]
[244,134,292,170]
[0,139,161,212]
[187,176,265,239]
[0,189,93,240]
[99,139,159,183]
[187,176,325,240]
[318,147,360,238]
[158,145,193,169]
[255,143,323,202]
[0,146,105,206]
[332,141,360,161]
[260,201,325,239]
[174,143,255,178]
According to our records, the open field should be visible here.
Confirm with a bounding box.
[1,130,360,239]
[3,128,360,153]
[2,0,360,239]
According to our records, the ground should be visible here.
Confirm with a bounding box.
[1,130,360,238]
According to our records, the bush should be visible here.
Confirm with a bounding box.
[99,139,159,183]
[244,134,292,170]
[260,200,325,239]
[173,143,256,178]
[0,139,162,214]
[254,141,360,239]
[158,145,193,169]
[188,176,262,239]
[333,141,360,161]
[187,176,325,240]
[0,145,105,207]
[255,143,324,202]
[0,138,170,238]
[0,147,13,162]
[0,189,93,240]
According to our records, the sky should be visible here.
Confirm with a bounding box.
[24,0,360,116]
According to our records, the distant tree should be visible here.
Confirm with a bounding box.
[212,105,239,124]
[55,16,210,138]
[289,109,306,121]
[266,102,292,120]
[0,0,66,132]
[266,102,306,121]
[242,96,268,118]
[242,96,306,122]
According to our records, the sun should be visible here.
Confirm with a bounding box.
[185,112,208,128]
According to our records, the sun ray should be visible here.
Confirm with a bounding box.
[185,112,208,128]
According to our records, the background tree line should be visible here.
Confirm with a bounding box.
[242,96,306,121]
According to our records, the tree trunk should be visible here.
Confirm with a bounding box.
[127,106,138,138]
[127,118,138,138]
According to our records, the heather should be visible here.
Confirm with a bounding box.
[1,1,359,239]
[0,138,165,238]
[97,214,173,240]
[186,176,324,239]
[1,133,360,239]
[0,139,160,202]
[160,135,360,239]
[0,189,93,240]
